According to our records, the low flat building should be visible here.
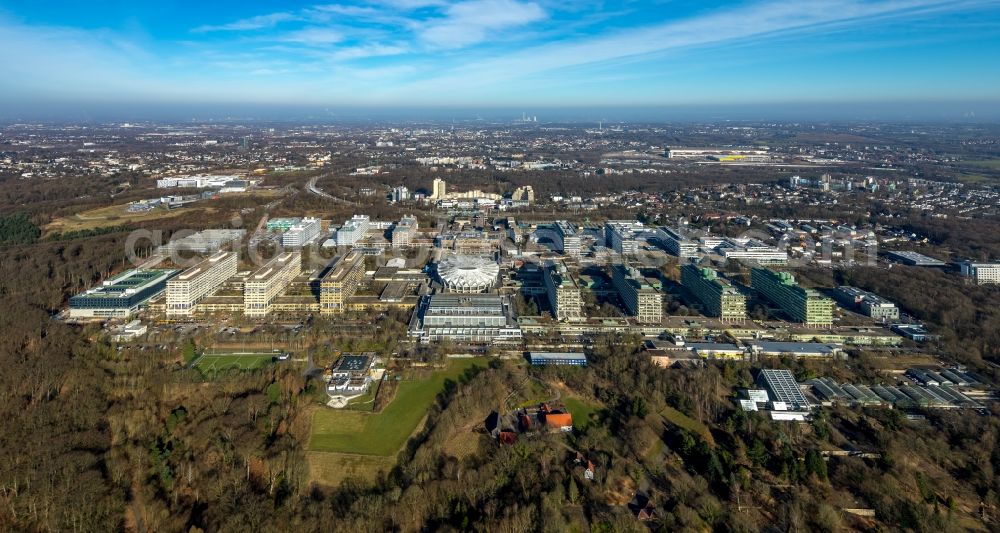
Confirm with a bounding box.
[161,229,244,254]
[886,250,946,267]
[326,354,376,396]
[265,217,301,232]
[833,286,900,321]
[666,147,769,159]
[409,294,522,344]
[528,352,588,366]
[892,323,938,342]
[756,368,812,410]
[717,238,788,265]
[70,269,179,318]
[748,341,840,358]
[687,342,746,359]
[108,319,148,341]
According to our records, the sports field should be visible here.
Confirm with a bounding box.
[309,357,486,456]
[192,352,276,373]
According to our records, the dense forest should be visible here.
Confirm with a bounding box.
[0,212,40,245]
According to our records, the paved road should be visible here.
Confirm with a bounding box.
[302,348,322,379]
[305,175,358,206]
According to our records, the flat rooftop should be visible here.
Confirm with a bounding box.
[322,252,364,282]
[333,354,371,373]
[248,252,299,283]
[886,250,946,266]
[426,294,505,314]
[73,269,179,299]
[528,352,587,361]
[175,251,235,281]
[749,341,836,355]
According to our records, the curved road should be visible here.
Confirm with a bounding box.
[305,175,358,206]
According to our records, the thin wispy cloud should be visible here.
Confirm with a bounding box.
[278,27,345,45]
[327,43,411,60]
[0,0,997,108]
[387,0,987,99]
[418,0,547,48]
[193,12,298,32]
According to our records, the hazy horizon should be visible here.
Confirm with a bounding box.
[2,100,1000,124]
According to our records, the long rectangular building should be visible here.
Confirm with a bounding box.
[611,264,661,322]
[410,294,522,344]
[959,261,1000,285]
[282,217,321,247]
[554,221,581,257]
[392,215,418,248]
[244,252,301,317]
[161,229,244,254]
[69,269,179,318]
[543,261,583,321]
[335,215,370,246]
[657,226,698,258]
[165,251,238,317]
[751,268,833,326]
[832,286,899,321]
[320,251,365,314]
[717,238,788,265]
[528,352,587,366]
[680,264,746,321]
[756,369,811,410]
[604,220,643,255]
[886,250,946,267]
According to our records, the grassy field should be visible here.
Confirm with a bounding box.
[965,159,1000,170]
[192,353,276,373]
[305,451,394,487]
[659,405,716,447]
[309,357,487,456]
[44,204,198,235]
[563,396,603,430]
[513,378,554,408]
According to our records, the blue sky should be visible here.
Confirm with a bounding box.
[1,0,999,116]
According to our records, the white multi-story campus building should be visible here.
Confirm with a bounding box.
[165,251,238,317]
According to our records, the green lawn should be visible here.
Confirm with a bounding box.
[309,357,487,456]
[955,173,997,185]
[514,378,554,408]
[306,451,395,487]
[965,159,1000,170]
[659,405,716,447]
[192,353,275,373]
[563,396,603,430]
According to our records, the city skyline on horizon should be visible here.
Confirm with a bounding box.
[1,0,1000,120]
